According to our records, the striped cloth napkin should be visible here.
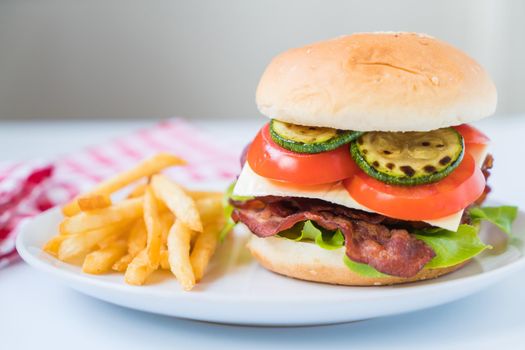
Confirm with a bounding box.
[0,118,239,268]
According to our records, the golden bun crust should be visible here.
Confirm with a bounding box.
[247,235,468,286]
[256,32,497,131]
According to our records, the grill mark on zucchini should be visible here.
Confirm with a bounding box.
[351,128,464,186]
[424,165,437,173]
[400,166,416,177]
[270,119,362,154]
[439,156,452,165]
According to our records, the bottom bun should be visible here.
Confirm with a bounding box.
[247,235,468,286]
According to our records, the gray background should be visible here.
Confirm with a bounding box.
[1,0,524,120]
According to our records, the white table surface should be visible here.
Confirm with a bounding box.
[1,117,525,350]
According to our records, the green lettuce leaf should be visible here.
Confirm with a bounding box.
[343,255,387,278]
[278,221,313,241]
[469,206,518,235]
[316,227,345,250]
[278,220,344,250]
[414,224,490,269]
[219,220,237,242]
[219,181,253,241]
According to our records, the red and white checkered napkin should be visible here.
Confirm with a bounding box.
[0,118,239,268]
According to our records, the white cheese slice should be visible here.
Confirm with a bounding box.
[233,145,488,231]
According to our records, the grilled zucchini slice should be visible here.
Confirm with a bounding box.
[270,119,362,154]
[351,128,464,186]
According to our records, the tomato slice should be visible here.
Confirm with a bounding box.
[343,152,485,220]
[455,124,490,166]
[454,124,490,146]
[247,123,358,185]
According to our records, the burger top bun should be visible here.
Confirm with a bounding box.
[256,32,497,132]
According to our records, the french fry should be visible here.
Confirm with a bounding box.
[129,185,167,210]
[125,249,155,285]
[158,214,173,270]
[187,190,223,201]
[190,222,222,282]
[127,182,147,199]
[82,240,127,274]
[57,223,126,262]
[195,197,223,225]
[144,187,162,268]
[160,212,174,242]
[44,152,227,290]
[128,219,147,256]
[97,230,126,249]
[167,220,195,291]
[43,235,70,257]
[112,219,147,271]
[112,253,133,272]
[151,174,203,232]
[77,194,112,211]
[159,249,170,270]
[62,153,186,216]
[60,197,142,235]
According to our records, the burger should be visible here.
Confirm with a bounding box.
[225,32,517,286]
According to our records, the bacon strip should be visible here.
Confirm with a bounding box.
[232,197,435,278]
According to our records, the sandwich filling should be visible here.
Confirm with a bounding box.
[231,156,493,278]
[225,121,517,279]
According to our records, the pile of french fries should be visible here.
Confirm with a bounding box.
[43,153,225,291]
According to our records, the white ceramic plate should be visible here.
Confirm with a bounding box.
[16,201,525,326]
